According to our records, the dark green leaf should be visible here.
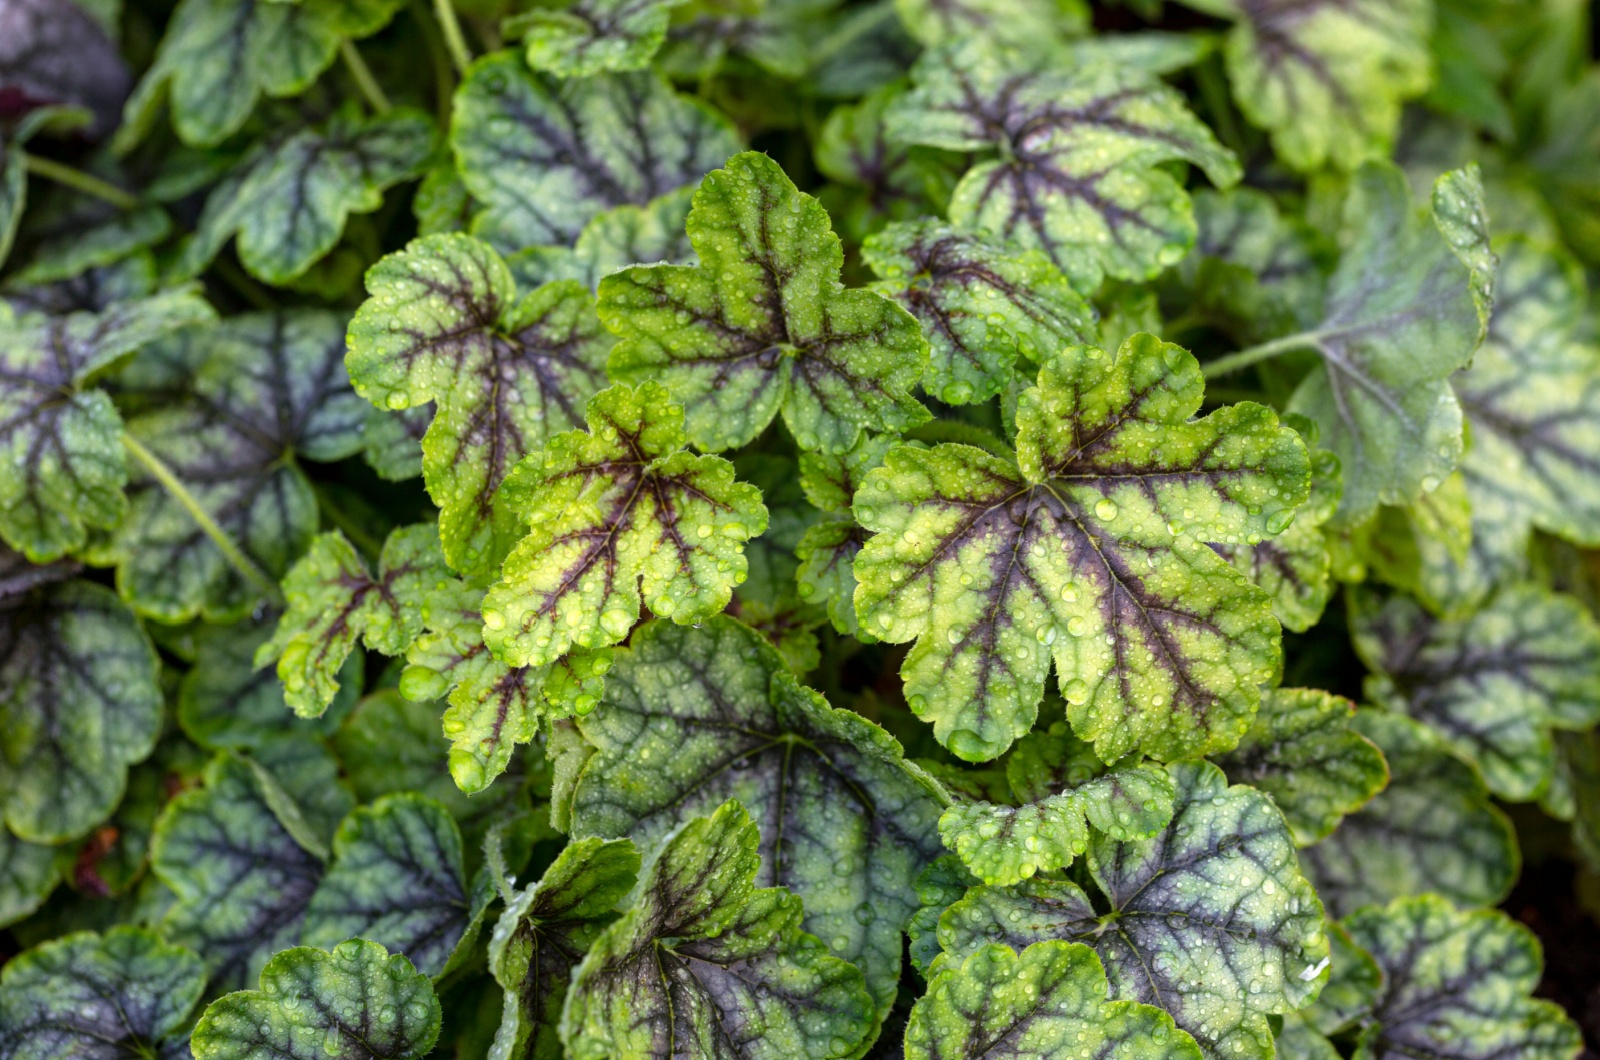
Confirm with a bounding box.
[191,939,441,1060]
[566,616,947,1014]
[560,799,876,1059]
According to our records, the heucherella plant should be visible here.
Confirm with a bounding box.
[5,0,1600,1056]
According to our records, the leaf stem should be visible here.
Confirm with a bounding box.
[433,0,473,77]
[410,0,456,124]
[340,41,393,115]
[123,433,285,607]
[1201,332,1320,379]
[22,155,139,211]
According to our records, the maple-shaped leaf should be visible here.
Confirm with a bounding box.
[256,525,449,718]
[564,617,947,1014]
[886,40,1241,290]
[795,434,894,636]
[481,382,767,669]
[0,927,206,1060]
[1178,0,1432,172]
[0,286,214,561]
[1219,163,1492,525]
[1213,687,1388,846]
[487,837,639,1060]
[933,761,1328,1060]
[117,0,404,149]
[1342,896,1583,1060]
[107,310,368,623]
[152,754,325,991]
[451,52,739,254]
[1213,443,1341,632]
[1299,710,1517,918]
[1440,238,1600,607]
[301,794,481,978]
[560,799,876,1060]
[192,940,441,1060]
[346,233,613,580]
[904,940,1198,1060]
[938,723,1175,885]
[511,0,686,77]
[400,577,609,794]
[602,151,930,454]
[1352,585,1600,803]
[181,107,437,286]
[0,579,162,845]
[862,220,1096,406]
[854,333,1308,763]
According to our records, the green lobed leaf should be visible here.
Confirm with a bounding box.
[1213,447,1342,632]
[1299,709,1518,918]
[117,0,405,149]
[1212,687,1388,846]
[1343,896,1583,1060]
[1351,585,1600,801]
[932,761,1328,1060]
[0,579,162,844]
[486,836,639,1060]
[793,434,894,636]
[853,333,1308,763]
[0,927,206,1058]
[1300,919,1382,1037]
[559,799,876,1060]
[862,220,1096,406]
[301,795,476,978]
[182,108,437,286]
[11,207,172,289]
[450,52,739,254]
[602,150,930,454]
[1197,0,1433,172]
[513,0,686,77]
[886,40,1242,290]
[401,577,609,794]
[482,382,768,668]
[1279,163,1493,525]
[904,940,1200,1060]
[565,616,947,1014]
[362,404,429,483]
[939,724,1175,885]
[256,524,450,717]
[346,233,613,579]
[152,753,324,991]
[0,286,215,562]
[110,310,367,622]
[1443,238,1600,607]
[191,939,441,1060]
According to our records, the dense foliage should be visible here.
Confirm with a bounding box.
[3,0,1600,1057]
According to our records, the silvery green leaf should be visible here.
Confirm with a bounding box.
[1299,710,1518,918]
[451,53,738,254]
[565,616,947,1016]
[887,40,1241,289]
[1352,585,1600,801]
